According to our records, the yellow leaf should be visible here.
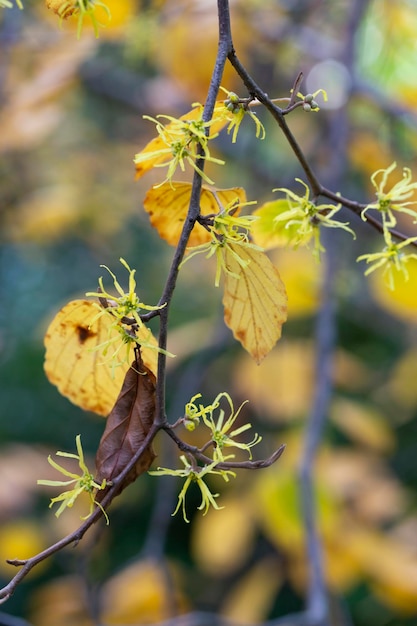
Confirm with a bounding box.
[143,182,247,247]
[388,348,417,410]
[319,450,406,525]
[345,527,417,613]
[270,248,321,318]
[0,520,47,577]
[154,3,251,100]
[44,300,158,416]
[29,576,93,626]
[5,187,77,244]
[221,557,283,624]
[251,199,311,249]
[233,341,315,422]
[134,104,227,180]
[222,244,287,363]
[254,467,340,552]
[330,398,395,452]
[348,132,394,181]
[191,496,255,576]
[369,256,417,323]
[101,559,188,624]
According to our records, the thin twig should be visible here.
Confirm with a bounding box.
[226,48,417,251]
[163,423,285,470]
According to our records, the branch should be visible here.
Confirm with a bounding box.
[226,48,417,251]
[153,0,234,428]
[162,423,286,470]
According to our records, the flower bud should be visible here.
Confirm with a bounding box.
[184,416,199,431]
[228,92,240,104]
[303,103,312,112]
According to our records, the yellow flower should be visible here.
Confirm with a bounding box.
[362,162,417,231]
[183,393,212,431]
[86,258,171,370]
[200,392,261,462]
[219,88,266,143]
[357,233,417,290]
[273,179,355,259]
[134,108,225,187]
[181,198,261,286]
[38,435,109,523]
[149,455,235,523]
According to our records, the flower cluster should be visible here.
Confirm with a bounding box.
[181,197,260,286]
[38,435,109,523]
[292,88,328,112]
[150,456,235,523]
[134,90,268,188]
[357,232,417,291]
[357,163,417,289]
[272,179,355,258]
[134,110,225,187]
[150,392,260,522]
[220,88,266,143]
[86,258,169,369]
[188,392,261,461]
[362,162,417,230]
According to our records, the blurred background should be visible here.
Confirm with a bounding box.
[1,0,417,624]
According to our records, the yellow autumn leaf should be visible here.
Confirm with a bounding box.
[5,187,78,244]
[348,132,395,181]
[388,348,417,410]
[101,559,188,624]
[29,576,93,626]
[222,244,287,363]
[319,449,406,525]
[233,340,315,422]
[254,467,340,552]
[251,198,311,249]
[0,520,47,577]
[344,527,417,613]
[155,2,251,100]
[221,557,283,624]
[134,103,227,180]
[270,248,321,318]
[369,256,417,323]
[44,299,158,416]
[330,398,395,453]
[143,182,247,247]
[191,496,255,576]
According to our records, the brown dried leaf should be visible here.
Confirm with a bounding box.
[95,352,156,495]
